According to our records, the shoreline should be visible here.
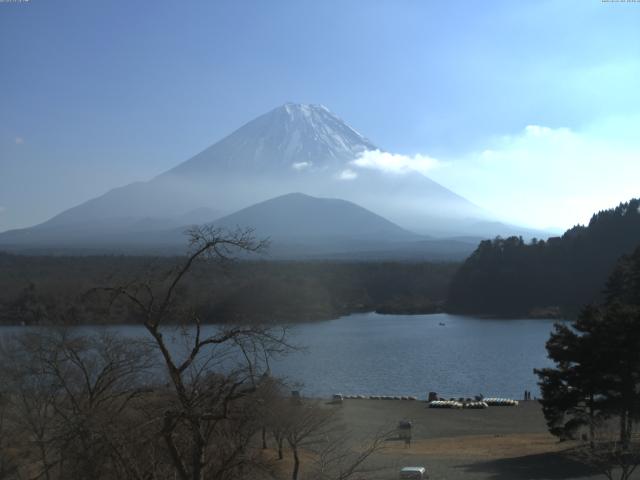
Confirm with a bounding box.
[0,309,567,328]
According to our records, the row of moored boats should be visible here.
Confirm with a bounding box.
[428,398,519,409]
[332,394,519,406]
[333,394,418,401]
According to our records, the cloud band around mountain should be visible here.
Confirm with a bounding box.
[350,149,443,176]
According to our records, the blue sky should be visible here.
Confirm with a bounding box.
[1,0,639,231]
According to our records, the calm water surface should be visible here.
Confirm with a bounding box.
[0,313,561,400]
[271,312,560,399]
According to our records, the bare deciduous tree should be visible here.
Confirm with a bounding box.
[0,227,392,480]
[101,226,291,480]
[309,428,390,480]
[284,401,338,480]
[266,395,390,480]
[0,329,156,480]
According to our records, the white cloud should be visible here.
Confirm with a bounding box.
[429,119,640,230]
[351,149,442,176]
[337,169,358,180]
[342,120,640,230]
[292,161,311,170]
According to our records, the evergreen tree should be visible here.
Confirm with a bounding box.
[448,198,640,316]
[535,305,608,442]
[535,248,640,447]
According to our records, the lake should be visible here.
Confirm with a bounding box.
[0,313,561,400]
[270,312,559,400]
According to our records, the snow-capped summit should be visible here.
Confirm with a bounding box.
[168,103,376,176]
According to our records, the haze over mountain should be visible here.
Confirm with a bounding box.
[204,193,479,259]
[0,192,481,260]
[193,193,480,260]
[212,193,415,240]
[0,103,545,255]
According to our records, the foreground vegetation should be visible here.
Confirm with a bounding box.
[0,227,389,480]
[535,246,640,480]
[3,204,640,479]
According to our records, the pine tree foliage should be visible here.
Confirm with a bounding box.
[449,198,640,316]
[535,246,640,448]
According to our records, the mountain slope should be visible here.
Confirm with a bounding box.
[32,103,381,231]
[168,103,376,176]
[205,193,480,260]
[212,192,416,240]
[0,193,435,258]
[0,103,528,251]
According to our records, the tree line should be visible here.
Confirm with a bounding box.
[0,251,457,326]
[447,198,640,317]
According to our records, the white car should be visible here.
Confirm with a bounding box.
[399,466,427,479]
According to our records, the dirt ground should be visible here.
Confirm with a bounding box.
[318,399,635,480]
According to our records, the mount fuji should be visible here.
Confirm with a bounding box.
[169,103,377,176]
[0,103,539,255]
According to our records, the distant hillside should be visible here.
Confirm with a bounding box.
[206,193,483,260]
[212,192,416,241]
[446,198,640,317]
[0,192,480,261]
